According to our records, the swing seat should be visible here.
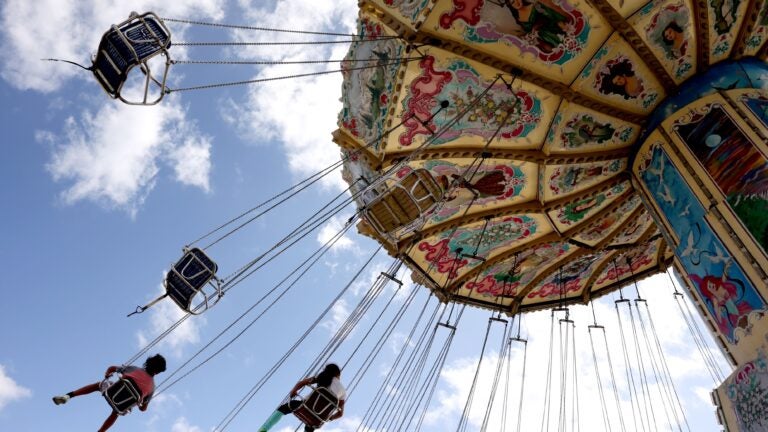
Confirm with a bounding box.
[164,247,221,314]
[364,168,443,237]
[102,376,141,415]
[293,386,340,429]
[92,11,171,105]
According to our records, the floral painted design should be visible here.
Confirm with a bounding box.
[438,0,591,65]
[594,241,657,286]
[526,253,604,299]
[726,349,768,430]
[339,18,403,150]
[554,182,627,226]
[381,0,432,23]
[398,57,542,147]
[464,241,571,297]
[577,195,641,243]
[418,215,538,278]
[547,159,625,197]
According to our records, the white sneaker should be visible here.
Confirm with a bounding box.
[52,395,70,405]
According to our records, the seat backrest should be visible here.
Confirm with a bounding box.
[364,168,442,235]
[103,377,141,415]
[165,248,219,311]
[293,387,339,428]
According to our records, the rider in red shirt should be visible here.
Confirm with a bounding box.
[52,354,166,432]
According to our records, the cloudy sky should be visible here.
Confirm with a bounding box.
[0,1,731,431]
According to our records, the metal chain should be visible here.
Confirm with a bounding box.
[173,37,400,46]
[165,57,421,93]
[161,17,358,37]
[172,56,422,66]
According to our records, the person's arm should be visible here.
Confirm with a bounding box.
[138,393,152,411]
[289,377,315,397]
[329,399,345,421]
[104,365,120,378]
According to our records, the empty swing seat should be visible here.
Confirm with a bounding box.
[293,386,340,429]
[165,247,220,314]
[364,168,443,236]
[103,377,141,415]
[92,11,171,104]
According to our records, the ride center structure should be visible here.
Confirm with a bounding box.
[333,0,768,430]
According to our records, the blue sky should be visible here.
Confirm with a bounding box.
[0,1,733,431]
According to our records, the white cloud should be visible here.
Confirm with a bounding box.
[41,100,212,216]
[322,298,350,334]
[136,284,206,358]
[317,214,358,251]
[165,129,213,192]
[0,0,225,92]
[0,365,31,411]
[420,274,727,431]
[171,416,203,432]
[225,0,358,189]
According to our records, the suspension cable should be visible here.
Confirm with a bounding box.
[480,318,512,431]
[667,270,727,382]
[514,316,528,432]
[155,218,360,394]
[172,56,422,65]
[455,315,504,432]
[173,37,401,46]
[379,306,456,432]
[353,294,442,431]
[166,57,421,93]
[405,309,465,430]
[626,295,659,430]
[215,256,397,431]
[542,309,556,432]
[615,295,645,432]
[628,264,678,431]
[161,17,362,37]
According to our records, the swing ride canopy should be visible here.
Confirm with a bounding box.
[334,0,768,314]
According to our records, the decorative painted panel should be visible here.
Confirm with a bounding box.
[740,0,768,57]
[636,142,767,344]
[671,99,768,256]
[368,0,434,29]
[706,0,749,62]
[608,208,653,246]
[722,347,768,430]
[397,158,537,226]
[592,239,661,290]
[731,88,768,134]
[339,15,406,152]
[572,194,642,246]
[413,213,552,282]
[341,150,384,207]
[420,0,612,83]
[629,0,697,83]
[541,159,627,201]
[543,100,639,154]
[522,251,607,302]
[384,47,556,152]
[571,33,665,115]
[457,241,574,301]
[604,0,650,18]
[547,180,630,232]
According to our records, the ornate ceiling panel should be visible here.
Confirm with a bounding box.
[334,0,765,314]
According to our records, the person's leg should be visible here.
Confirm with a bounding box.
[53,382,102,405]
[259,400,303,431]
[70,383,102,397]
[97,410,118,432]
[258,403,290,432]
